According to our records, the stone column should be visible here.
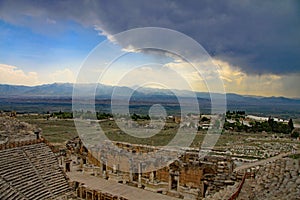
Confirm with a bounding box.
[93,166,98,176]
[129,159,133,182]
[138,163,142,188]
[105,161,108,177]
[79,186,83,198]
[168,174,172,191]
[113,164,117,174]
[59,156,63,166]
[80,157,83,169]
[129,169,133,182]
[99,162,103,177]
[103,170,107,179]
[150,171,154,183]
[74,156,78,164]
[176,175,180,191]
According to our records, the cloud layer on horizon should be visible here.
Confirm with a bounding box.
[0,0,299,76]
[0,64,39,85]
[0,64,76,86]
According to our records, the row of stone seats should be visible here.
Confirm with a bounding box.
[23,143,70,196]
[0,176,27,200]
[250,158,300,200]
[237,157,300,200]
[0,143,70,199]
[0,147,53,199]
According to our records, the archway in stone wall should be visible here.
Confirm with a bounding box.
[170,174,178,190]
[168,160,181,191]
[66,162,71,172]
[202,181,209,198]
[200,166,216,197]
[133,172,139,182]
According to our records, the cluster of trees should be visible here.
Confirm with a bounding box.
[50,111,113,120]
[50,111,73,119]
[131,113,150,121]
[200,116,210,122]
[223,120,248,132]
[96,112,113,120]
[49,111,154,121]
[251,119,292,134]
[224,117,295,134]
[226,110,246,119]
[291,131,299,139]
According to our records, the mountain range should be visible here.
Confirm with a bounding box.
[0,83,299,117]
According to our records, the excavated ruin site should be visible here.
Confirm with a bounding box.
[0,113,299,200]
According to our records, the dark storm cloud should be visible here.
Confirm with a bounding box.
[0,0,299,75]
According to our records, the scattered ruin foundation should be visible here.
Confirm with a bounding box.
[65,138,238,199]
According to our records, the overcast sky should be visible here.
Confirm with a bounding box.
[0,0,299,97]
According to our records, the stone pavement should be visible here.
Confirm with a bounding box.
[67,171,179,200]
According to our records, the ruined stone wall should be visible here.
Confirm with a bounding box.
[180,165,203,188]
[156,167,169,183]
[87,150,101,166]
[0,138,45,150]
[70,139,236,199]
[74,183,128,200]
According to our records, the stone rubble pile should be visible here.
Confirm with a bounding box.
[0,116,36,143]
[204,160,236,196]
[228,142,297,159]
[203,182,239,200]
[238,157,300,200]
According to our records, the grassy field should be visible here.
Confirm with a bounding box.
[18,114,204,147]
[18,115,78,146]
[17,114,298,150]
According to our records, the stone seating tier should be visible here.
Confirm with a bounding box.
[0,143,70,200]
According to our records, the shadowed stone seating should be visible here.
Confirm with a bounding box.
[0,143,70,200]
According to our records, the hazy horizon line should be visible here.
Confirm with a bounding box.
[1,82,299,99]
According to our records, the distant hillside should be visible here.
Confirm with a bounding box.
[0,83,300,117]
[0,83,74,96]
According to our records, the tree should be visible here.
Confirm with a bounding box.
[288,119,294,131]
[291,131,299,139]
[268,117,274,131]
[200,116,210,122]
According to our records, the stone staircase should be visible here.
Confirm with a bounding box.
[23,143,70,196]
[0,176,27,200]
[0,143,70,199]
